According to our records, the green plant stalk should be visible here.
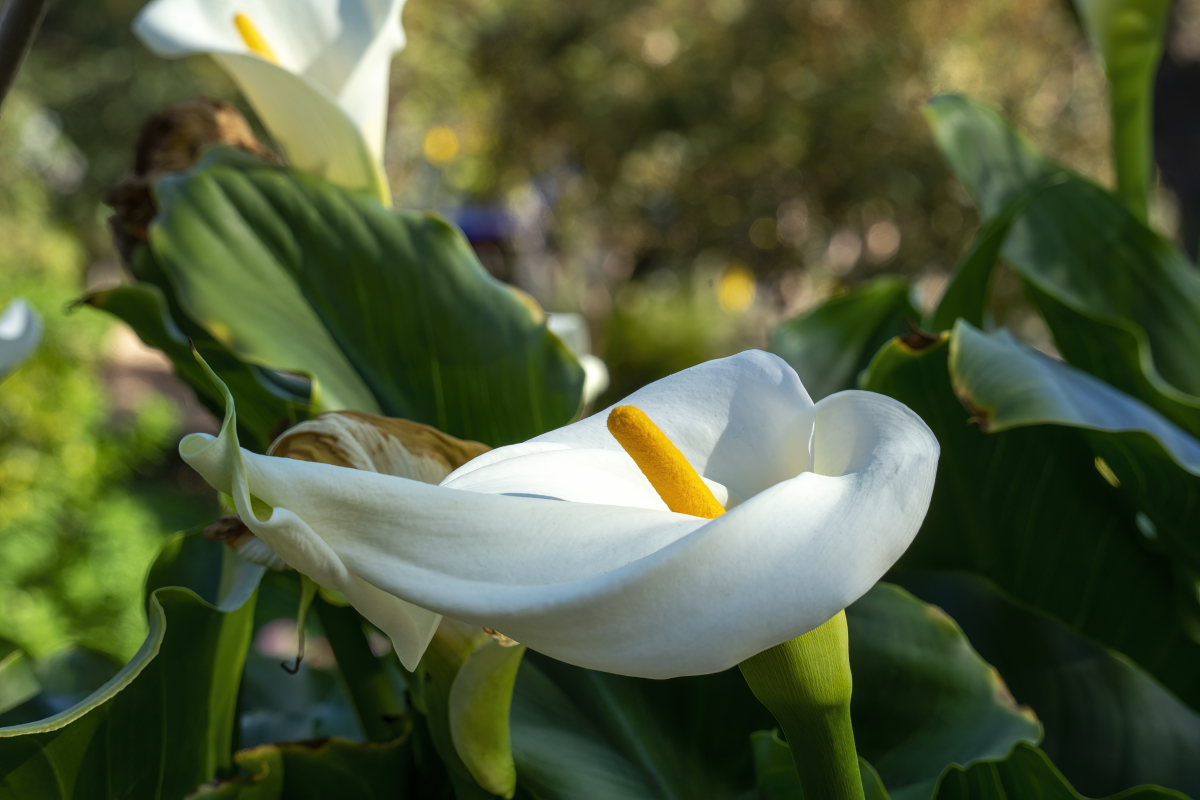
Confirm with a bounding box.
[313,595,407,743]
[1075,0,1171,223]
[739,610,865,800]
[1108,52,1156,223]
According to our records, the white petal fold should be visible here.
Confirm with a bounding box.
[133,0,406,200]
[0,299,43,381]
[181,350,938,677]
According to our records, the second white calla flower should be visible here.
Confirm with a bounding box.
[133,0,406,203]
[181,350,939,678]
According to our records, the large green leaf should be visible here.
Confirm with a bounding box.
[0,645,121,727]
[926,173,1066,333]
[0,653,41,720]
[0,530,262,798]
[864,334,1200,712]
[147,147,584,446]
[189,735,416,800]
[846,584,1040,800]
[930,743,1187,799]
[898,572,1200,798]
[509,654,771,799]
[948,321,1200,571]
[238,572,366,747]
[86,279,311,453]
[770,276,918,401]
[752,737,1188,800]
[924,95,1200,438]
[506,583,1038,800]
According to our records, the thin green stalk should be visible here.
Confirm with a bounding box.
[739,611,865,800]
[313,595,407,742]
[1109,56,1156,223]
[1074,0,1171,223]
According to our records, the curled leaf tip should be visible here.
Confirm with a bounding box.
[897,328,946,353]
[483,628,520,647]
[955,394,992,432]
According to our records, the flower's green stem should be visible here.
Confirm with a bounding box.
[739,610,865,800]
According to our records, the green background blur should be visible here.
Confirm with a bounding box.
[0,0,1181,660]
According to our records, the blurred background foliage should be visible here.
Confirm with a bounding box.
[1,0,1196,658]
[0,96,214,661]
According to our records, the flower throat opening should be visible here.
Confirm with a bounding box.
[234,13,279,64]
[607,405,725,519]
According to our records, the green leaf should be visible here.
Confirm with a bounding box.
[0,653,40,718]
[1073,0,1171,220]
[0,530,262,799]
[897,572,1200,798]
[0,645,122,727]
[506,583,1038,800]
[770,276,918,401]
[924,95,1200,438]
[239,573,366,747]
[510,654,771,799]
[948,320,1200,571]
[751,729,804,800]
[86,279,312,453]
[930,742,1187,799]
[416,623,509,800]
[846,584,1041,800]
[189,735,416,800]
[926,173,1066,332]
[309,596,408,745]
[863,334,1200,713]
[449,640,526,798]
[753,737,1190,799]
[148,147,585,446]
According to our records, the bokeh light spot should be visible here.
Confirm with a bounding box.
[423,127,459,164]
[749,217,777,250]
[717,265,756,314]
[866,220,901,262]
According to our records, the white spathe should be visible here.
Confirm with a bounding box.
[133,0,406,202]
[181,350,939,678]
[0,299,43,381]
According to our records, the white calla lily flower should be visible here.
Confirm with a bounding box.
[181,350,938,678]
[0,299,43,381]
[133,0,406,203]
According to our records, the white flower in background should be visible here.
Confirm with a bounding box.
[546,312,610,406]
[0,299,43,381]
[181,351,938,677]
[133,0,407,204]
